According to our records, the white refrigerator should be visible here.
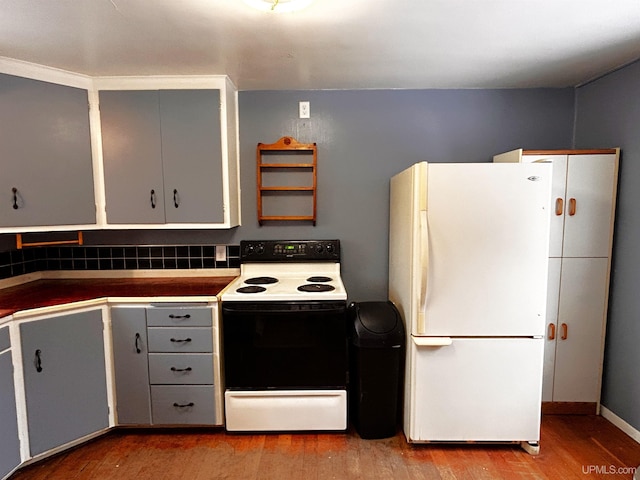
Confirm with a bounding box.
[389,161,552,453]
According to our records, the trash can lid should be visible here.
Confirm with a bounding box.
[349,301,405,348]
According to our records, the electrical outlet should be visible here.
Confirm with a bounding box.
[215,245,227,262]
[299,101,310,118]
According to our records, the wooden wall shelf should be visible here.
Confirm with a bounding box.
[256,136,317,226]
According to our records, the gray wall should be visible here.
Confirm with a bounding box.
[1,88,575,301]
[575,59,640,430]
[236,89,574,301]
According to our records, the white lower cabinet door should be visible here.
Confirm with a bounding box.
[552,257,609,402]
[408,337,543,442]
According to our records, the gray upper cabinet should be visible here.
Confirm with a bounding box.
[20,309,109,456]
[100,89,229,226]
[0,73,96,229]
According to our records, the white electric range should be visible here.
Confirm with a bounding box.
[220,240,348,432]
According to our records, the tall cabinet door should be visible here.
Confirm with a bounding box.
[160,90,224,224]
[563,155,617,258]
[100,90,166,224]
[20,310,109,456]
[0,73,96,228]
[111,307,151,424]
[553,257,609,402]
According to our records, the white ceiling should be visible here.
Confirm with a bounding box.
[1,0,640,91]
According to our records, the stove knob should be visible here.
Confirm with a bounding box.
[315,243,324,254]
[255,244,265,254]
[326,244,334,254]
[244,244,255,255]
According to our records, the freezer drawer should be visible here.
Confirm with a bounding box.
[406,337,543,443]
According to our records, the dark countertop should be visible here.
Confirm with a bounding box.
[0,276,237,318]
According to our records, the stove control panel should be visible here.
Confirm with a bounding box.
[241,240,340,262]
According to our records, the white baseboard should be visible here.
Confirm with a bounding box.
[601,405,640,444]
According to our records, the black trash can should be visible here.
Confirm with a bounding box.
[348,301,405,439]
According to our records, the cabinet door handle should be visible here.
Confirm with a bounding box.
[547,323,556,340]
[561,323,568,340]
[150,189,156,209]
[168,314,191,320]
[173,402,195,408]
[170,366,193,372]
[12,187,19,210]
[568,198,577,216]
[35,349,43,372]
[555,198,563,216]
[135,333,142,354]
[170,338,192,343]
[173,189,179,208]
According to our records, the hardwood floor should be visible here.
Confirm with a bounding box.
[9,415,640,479]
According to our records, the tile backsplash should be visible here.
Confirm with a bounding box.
[0,244,240,280]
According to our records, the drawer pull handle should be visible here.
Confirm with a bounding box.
[150,189,156,209]
[173,189,180,208]
[168,314,191,319]
[170,338,192,343]
[170,367,193,372]
[35,349,43,372]
[135,333,142,353]
[173,402,195,408]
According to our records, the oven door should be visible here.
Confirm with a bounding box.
[221,301,348,390]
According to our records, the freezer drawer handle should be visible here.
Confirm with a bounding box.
[413,337,452,347]
[555,198,563,216]
[568,198,577,216]
[173,402,195,408]
[169,314,191,320]
[561,323,568,340]
[548,323,555,340]
[171,366,193,372]
[135,333,142,353]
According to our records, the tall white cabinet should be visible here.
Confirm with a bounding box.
[494,149,619,413]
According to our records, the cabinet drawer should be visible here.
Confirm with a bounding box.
[151,385,216,425]
[0,327,9,351]
[147,307,212,327]
[148,353,214,384]
[147,327,213,353]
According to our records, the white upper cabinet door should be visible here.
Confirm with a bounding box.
[562,155,617,258]
[519,154,568,258]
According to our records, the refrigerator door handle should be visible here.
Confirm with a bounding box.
[417,209,429,333]
[413,336,452,347]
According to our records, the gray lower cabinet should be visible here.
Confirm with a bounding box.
[0,328,21,479]
[99,89,225,225]
[111,307,151,425]
[20,309,109,456]
[0,73,95,229]
[111,304,219,426]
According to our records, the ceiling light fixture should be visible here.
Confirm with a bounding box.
[243,0,314,13]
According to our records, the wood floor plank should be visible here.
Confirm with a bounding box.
[8,416,640,480]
